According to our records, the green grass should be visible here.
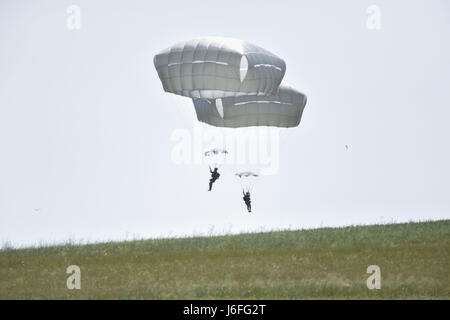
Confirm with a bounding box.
[1,220,449,299]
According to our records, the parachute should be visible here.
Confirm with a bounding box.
[235,172,259,178]
[192,81,307,128]
[204,148,228,169]
[204,148,228,157]
[154,37,307,129]
[235,171,259,192]
[153,37,286,99]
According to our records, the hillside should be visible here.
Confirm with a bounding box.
[1,220,449,299]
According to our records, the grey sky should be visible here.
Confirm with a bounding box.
[1,0,449,247]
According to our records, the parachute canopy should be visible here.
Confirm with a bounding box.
[193,81,307,128]
[204,148,228,157]
[154,37,286,99]
[204,148,228,168]
[235,171,259,192]
[235,172,259,178]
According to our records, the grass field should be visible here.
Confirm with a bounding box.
[0,220,449,299]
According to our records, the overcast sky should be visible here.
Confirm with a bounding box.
[1,0,449,247]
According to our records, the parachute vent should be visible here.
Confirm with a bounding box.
[240,56,248,82]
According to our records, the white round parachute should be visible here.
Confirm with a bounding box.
[235,171,259,192]
[235,172,259,178]
[204,148,228,157]
[154,37,286,99]
[192,81,307,128]
[204,148,228,168]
